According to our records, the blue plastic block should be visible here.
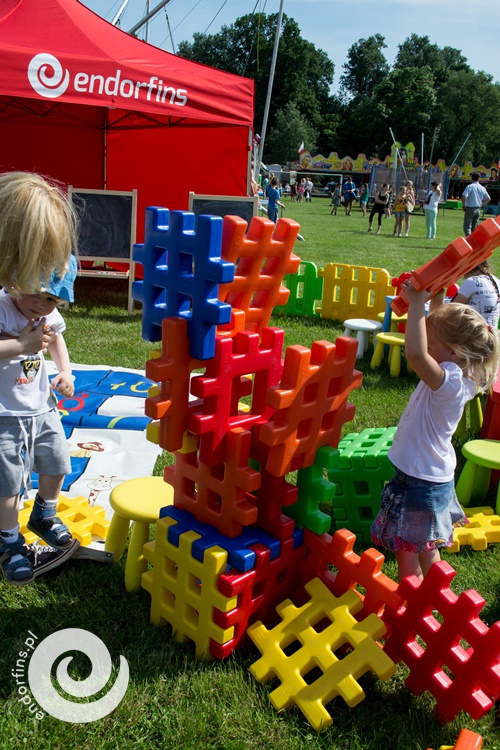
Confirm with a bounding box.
[133,207,234,358]
[159,505,281,572]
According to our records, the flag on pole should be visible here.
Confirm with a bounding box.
[298,141,305,154]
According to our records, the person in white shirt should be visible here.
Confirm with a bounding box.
[423,181,442,239]
[461,172,490,236]
[453,260,500,329]
[371,284,500,582]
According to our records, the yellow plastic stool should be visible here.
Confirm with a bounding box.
[105,476,174,592]
[370,332,407,377]
[455,439,500,513]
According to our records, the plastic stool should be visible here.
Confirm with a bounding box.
[105,476,174,591]
[455,439,500,513]
[342,318,383,358]
[370,332,407,377]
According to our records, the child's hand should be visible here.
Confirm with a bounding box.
[51,371,74,398]
[18,318,50,354]
[401,280,430,306]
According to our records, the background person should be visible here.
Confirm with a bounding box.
[461,172,490,236]
[371,282,500,582]
[392,185,408,237]
[266,177,285,224]
[359,184,370,217]
[423,181,442,239]
[403,180,415,236]
[342,175,357,216]
[367,184,389,234]
[452,260,500,328]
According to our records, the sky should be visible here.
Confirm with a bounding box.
[80,0,500,92]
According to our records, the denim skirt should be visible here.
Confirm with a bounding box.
[370,468,467,553]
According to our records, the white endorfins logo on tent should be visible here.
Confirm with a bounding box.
[27,53,187,107]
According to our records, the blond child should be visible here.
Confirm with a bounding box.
[371,283,500,582]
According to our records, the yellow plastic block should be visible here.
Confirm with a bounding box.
[142,516,238,660]
[19,496,109,547]
[248,577,396,732]
[449,506,500,552]
[317,263,394,323]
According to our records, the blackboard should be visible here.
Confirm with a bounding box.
[188,192,258,226]
[69,188,137,261]
[68,187,137,316]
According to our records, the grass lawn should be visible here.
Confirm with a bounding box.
[1,200,500,750]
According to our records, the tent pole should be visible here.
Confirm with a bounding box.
[128,0,172,36]
[257,0,285,171]
[449,132,472,172]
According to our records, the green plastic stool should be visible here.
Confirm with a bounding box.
[455,439,500,513]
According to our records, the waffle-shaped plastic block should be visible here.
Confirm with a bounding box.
[430,728,483,750]
[326,427,396,543]
[20,496,109,547]
[383,560,500,723]
[249,441,298,539]
[210,530,305,659]
[449,506,500,552]
[159,505,280,572]
[391,216,500,316]
[317,263,394,322]
[132,207,234,355]
[145,316,205,452]
[253,336,362,477]
[142,516,237,659]
[164,427,260,538]
[248,577,396,732]
[219,215,300,334]
[275,261,323,317]
[286,445,339,534]
[188,326,285,465]
[299,527,404,619]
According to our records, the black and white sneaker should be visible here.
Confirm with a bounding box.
[26,539,80,579]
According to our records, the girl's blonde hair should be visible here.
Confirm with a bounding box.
[427,302,500,390]
[0,171,78,294]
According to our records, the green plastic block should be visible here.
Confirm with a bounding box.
[273,261,323,317]
[284,445,339,534]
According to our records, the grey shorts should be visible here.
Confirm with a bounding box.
[0,410,71,496]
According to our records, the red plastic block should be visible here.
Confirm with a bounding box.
[253,336,362,476]
[391,217,500,315]
[145,316,204,452]
[216,308,246,339]
[383,560,500,723]
[164,427,261,538]
[250,439,298,539]
[210,536,307,659]
[188,327,284,465]
[219,215,301,334]
[481,369,500,440]
[300,528,404,619]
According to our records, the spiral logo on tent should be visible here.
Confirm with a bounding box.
[27,628,129,723]
[28,53,70,99]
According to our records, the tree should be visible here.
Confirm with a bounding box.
[436,70,500,165]
[264,103,318,164]
[394,34,469,88]
[177,14,335,138]
[339,34,389,100]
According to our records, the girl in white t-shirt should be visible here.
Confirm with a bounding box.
[453,260,500,329]
[423,181,441,240]
[371,282,500,582]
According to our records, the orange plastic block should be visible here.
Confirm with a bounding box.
[383,560,500,723]
[428,728,483,750]
[164,427,261,538]
[142,516,238,660]
[144,316,204,452]
[391,216,500,316]
[248,577,396,732]
[317,263,394,322]
[219,215,301,334]
[253,336,362,476]
[300,527,404,619]
[20,496,109,547]
[188,327,284,465]
[449,506,500,552]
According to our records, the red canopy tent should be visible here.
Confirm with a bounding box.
[0,0,255,240]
